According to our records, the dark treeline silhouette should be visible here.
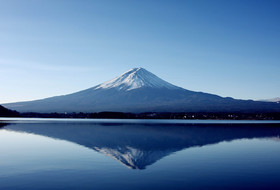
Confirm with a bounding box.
[1,103,279,120]
[19,111,280,120]
[0,105,19,117]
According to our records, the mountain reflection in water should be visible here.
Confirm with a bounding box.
[2,121,280,170]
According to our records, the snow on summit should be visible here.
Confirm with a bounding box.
[94,68,179,91]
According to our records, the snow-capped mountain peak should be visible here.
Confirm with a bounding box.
[94,67,179,91]
[5,67,280,113]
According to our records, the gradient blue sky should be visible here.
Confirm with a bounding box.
[1,0,280,103]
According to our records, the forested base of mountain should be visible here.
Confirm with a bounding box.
[18,111,280,120]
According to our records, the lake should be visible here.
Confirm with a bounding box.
[0,118,280,190]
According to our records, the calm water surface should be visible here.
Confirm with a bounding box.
[0,118,280,190]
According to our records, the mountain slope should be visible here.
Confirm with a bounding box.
[4,68,280,113]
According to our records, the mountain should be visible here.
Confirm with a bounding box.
[0,105,19,117]
[2,122,280,169]
[4,68,280,113]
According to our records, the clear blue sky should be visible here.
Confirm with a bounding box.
[1,0,280,103]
